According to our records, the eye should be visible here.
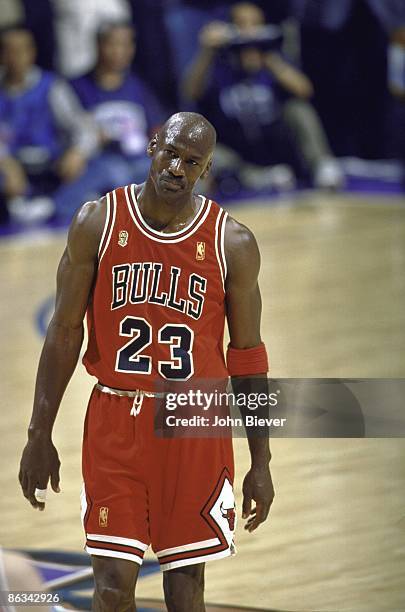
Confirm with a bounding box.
[187,159,198,166]
[164,149,175,156]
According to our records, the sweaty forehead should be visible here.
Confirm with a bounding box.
[161,118,214,155]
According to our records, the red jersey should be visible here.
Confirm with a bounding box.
[83,184,229,391]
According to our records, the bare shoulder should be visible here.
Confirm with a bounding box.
[67,197,108,263]
[224,214,260,283]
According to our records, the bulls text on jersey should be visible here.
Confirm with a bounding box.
[111,262,207,321]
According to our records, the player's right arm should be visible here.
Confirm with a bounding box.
[19,199,106,510]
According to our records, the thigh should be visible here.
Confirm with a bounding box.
[148,433,236,571]
[82,387,150,565]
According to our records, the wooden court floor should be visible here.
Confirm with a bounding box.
[0,192,404,611]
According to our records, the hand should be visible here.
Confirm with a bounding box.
[242,464,274,532]
[200,21,235,50]
[0,156,28,197]
[57,147,87,182]
[19,436,61,511]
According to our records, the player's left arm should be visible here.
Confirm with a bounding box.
[224,216,275,532]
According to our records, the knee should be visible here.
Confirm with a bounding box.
[92,558,138,612]
[283,98,316,124]
[94,583,134,611]
[163,565,205,612]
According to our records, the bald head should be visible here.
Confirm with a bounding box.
[160,112,217,154]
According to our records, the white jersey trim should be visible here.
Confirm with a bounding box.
[156,537,220,558]
[125,185,212,244]
[220,211,228,282]
[85,546,143,566]
[80,483,87,526]
[215,209,227,291]
[131,183,207,237]
[98,190,117,264]
[159,546,235,572]
[97,192,110,259]
[86,533,148,551]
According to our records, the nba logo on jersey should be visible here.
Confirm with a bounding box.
[99,507,109,527]
[196,241,205,261]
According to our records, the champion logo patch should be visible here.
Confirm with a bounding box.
[118,230,128,247]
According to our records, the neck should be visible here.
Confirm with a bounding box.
[94,66,125,90]
[137,180,197,231]
[4,70,28,89]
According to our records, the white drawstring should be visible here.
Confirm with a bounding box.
[130,391,145,417]
[95,383,163,418]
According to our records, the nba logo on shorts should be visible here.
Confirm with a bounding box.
[196,242,205,260]
[99,507,109,527]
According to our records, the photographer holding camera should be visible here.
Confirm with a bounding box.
[182,2,343,192]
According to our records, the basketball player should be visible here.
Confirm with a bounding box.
[19,112,274,611]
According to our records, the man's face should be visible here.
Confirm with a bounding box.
[230,3,266,73]
[148,124,213,201]
[1,30,36,78]
[231,2,265,32]
[98,26,135,72]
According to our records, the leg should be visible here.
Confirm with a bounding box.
[92,555,140,612]
[282,98,344,187]
[282,98,333,171]
[163,563,206,612]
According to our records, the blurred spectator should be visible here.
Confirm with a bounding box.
[182,2,344,192]
[388,27,405,99]
[52,0,131,78]
[0,0,25,28]
[53,21,165,221]
[164,0,290,85]
[0,25,98,224]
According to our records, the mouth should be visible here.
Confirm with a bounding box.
[160,177,184,191]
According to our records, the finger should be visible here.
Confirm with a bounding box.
[35,475,50,510]
[19,469,28,494]
[34,488,48,504]
[242,494,252,519]
[27,475,46,510]
[245,504,270,532]
[50,467,60,493]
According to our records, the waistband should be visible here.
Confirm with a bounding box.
[96,383,165,398]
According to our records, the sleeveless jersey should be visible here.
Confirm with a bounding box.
[83,185,229,391]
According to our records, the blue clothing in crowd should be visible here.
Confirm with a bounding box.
[197,56,292,166]
[0,70,64,168]
[52,70,166,221]
[70,71,164,158]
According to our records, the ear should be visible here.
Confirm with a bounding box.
[200,155,213,179]
[147,133,158,158]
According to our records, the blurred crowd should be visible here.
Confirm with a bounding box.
[0,0,404,226]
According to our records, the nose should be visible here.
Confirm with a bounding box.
[169,157,185,177]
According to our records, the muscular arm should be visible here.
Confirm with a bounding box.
[225,217,274,530]
[19,199,106,509]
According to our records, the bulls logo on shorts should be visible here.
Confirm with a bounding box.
[220,502,236,531]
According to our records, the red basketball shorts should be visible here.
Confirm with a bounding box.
[81,385,236,571]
